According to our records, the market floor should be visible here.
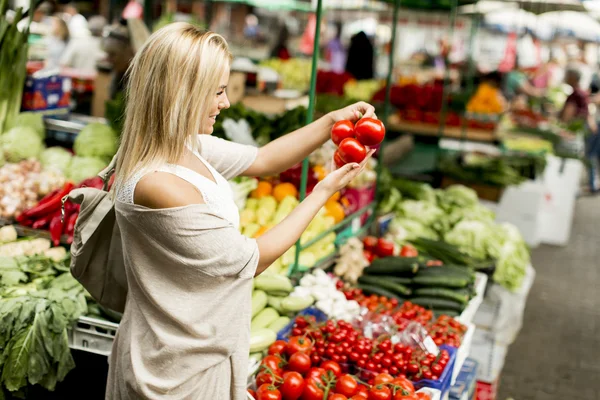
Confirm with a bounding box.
[498,196,600,400]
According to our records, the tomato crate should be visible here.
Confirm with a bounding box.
[68,316,118,356]
[412,345,457,397]
[451,323,475,386]
[276,307,328,341]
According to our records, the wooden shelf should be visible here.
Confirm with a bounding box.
[388,114,499,143]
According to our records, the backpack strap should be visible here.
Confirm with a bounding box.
[100,152,119,191]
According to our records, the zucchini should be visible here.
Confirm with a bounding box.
[252,290,268,318]
[413,287,470,305]
[417,265,474,279]
[267,316,291,334]
[433,309,460,318]
[267,295,286,314]
[410,296,465,312]
[364,257,419,276]
[250,329,277,352]
[412,274,469,288]
[357,283,404,301]
[358,275,411,296]
[251,307,280,331]
[281,296,314,313]
[254,274,293,293]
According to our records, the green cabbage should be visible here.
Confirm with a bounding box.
[397,200,445,227]
[437,184,479,211]
[40,147,72,173]
[1,127,44,162]
[388,217,439,243]
[11,112,45,139]
[444,204,496,229]
[73,123,118,160]
[67,156,107,184]
[444,220,494,260]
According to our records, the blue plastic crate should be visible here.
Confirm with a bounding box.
[276,307,328,341]
[413,345,457,397]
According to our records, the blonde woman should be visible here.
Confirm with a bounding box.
[108,22,375,399]
[44,16,69,68]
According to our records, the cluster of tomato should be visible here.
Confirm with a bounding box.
[360,236,396,263]
[330,118,385,169]
[342,290,399,314]
[250,325,431,400]
[392,303,466,347]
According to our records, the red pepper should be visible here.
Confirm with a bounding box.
[78,176,104,189]
[32,210,59,230]
[19,182,74,221]
[49,213,63,247]
[65,211,78,238]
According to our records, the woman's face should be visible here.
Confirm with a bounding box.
[203,65,231,134]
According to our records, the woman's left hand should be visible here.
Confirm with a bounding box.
[328,102,377,124]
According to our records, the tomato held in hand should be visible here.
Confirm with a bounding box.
[331,120,356,146]
[320,360,342,377]
[334,150,347,168]
[335,374,359,397]
[287,336,312,356]
[368,385,392,400]
[399,245,418,258]
[268,340,288,356]
[256,384,282,400]
[288,351,312,375]
[280,371,305,400]
[376,238,395,258]
[338,138,367,164]
[355,118,385,146]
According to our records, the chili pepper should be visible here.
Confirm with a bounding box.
[78,176,104,189]
[32,210,59,230]
[49,213,63,247]
[19,182,74,221]
[65,211,78,241]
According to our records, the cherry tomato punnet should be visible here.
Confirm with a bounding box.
[331,120,356,146]
[355,118,385,146]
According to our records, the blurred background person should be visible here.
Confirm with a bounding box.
[63,2,88,38]
[269,23,291,60]
[60,16,107,72]
[122,0,143,20]
[345,31,374,80]
[326,21,346,74]
[45,15,69,69]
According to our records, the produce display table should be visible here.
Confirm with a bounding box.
[388,114,499,143]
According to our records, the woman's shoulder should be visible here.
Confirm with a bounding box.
[134,172,205,209]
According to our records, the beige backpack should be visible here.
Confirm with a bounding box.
[64,155,127,313]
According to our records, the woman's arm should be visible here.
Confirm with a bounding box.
[254,160,368,275]
[560,102,577,123]
[243,102,376,177]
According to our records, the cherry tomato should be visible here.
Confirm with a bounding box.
[368,384,392,400]
[399,244,418,258]
[331,120,356,146]
[248,389,256,399]
[330,394,349,400]
[422,370,433,380]
[406,363,419,375]
[338,138,367,164]
[256,371,281,386]
[334,150,347,168]
[289,351,312,375]
[393,394,417,400]
[415,393,431,400]
[362,236,378,252]
[256,384,282,400]
[320,360,342,377]
[268,340,288,356]
[351,396,368,400]
[280,371,305,400]
[431,364,443,376]
[363,249,375,263]
[373,373,394,385]
[375,238,395,258]
[335,374,359,397]
[356,385,370,398]
[301,380,324,400]
[391,377,414,394]
[305,367,327,384]
[355,117,385,146]
[287,336,312,356]
[425,259,443,267]
[261,355,284,374]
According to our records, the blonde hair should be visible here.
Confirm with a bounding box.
[115,23,232,187]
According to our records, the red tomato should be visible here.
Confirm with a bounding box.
[391,377,414,394]
[320,360,342,377]
[368,385,392,400]
[248,389,256,399]
[362,236,378,252]
[415,393,431,400]
[355,118,385,146]
[268,340,288,356]
[261,355,284,374]
[335,374,358,397]
[256,371,280,386]
[399,245,418,257]
[363,249,375,263]
[330,395,349,400]
[430,364,443,376]
[338,138,367,164]
[301,381,324,400]
[393,394,417,400]
[305,367,327,384]
[334,150,347,168]
[288,352,312,375]
[373,373,394,385]
[356,385,369,398]
[280,371,305,400]
[350,397,368,400]
[376,238,395,258]
[287,336,312,356]
[331,120,355,145]
[256,384,282,400]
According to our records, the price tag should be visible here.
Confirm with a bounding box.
[423,335,439,356]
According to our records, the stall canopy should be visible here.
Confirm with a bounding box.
[537,10,600,42]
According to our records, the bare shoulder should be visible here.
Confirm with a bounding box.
[133,172,205,209]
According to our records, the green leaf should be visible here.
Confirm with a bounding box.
[1,327,32,391]
[0,270,27,287]
[27,312,50,386]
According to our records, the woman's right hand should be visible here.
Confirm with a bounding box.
[313,150,375,197]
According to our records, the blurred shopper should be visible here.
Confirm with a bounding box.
[503,58,545,102]
[64,2,88,38]
[45,16,69,69]
[269,23,291,60]
[122,0,143,20]
[345,31,374,80]
[60,16,106,72]
[561,66,599,193]
[17,1,53,35]
[326,22,346,74]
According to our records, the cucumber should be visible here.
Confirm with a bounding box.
[281,296,314,313]
[250,329,277,352]
[251,307,280,331]
[254,274,293,293]
[252,290,268,318]
[357,283,404,301]
[267,295,286,314]
[412,274,469,288]
[417,265,475,279]
[364,257,419,276]
[410,296,465,312]
[413,287,470,305]
[358,275,411,296]
[433,309,460,318]
[267,316,291,334]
